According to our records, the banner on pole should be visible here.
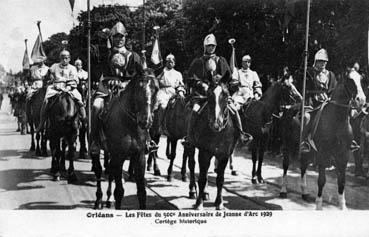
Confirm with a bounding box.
[151,38,162,65]
[22,40,30,70]
[69,0,75,12]
[31,35,46,63]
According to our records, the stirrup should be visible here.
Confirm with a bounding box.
[350,140,360,152]
[240,131,253,144]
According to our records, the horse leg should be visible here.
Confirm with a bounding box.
[67,137,78,184]
[51,139,61,181]
[167,138,177,182]
[180,140,188,182]
[41,129,48,157]
[229,154,238,176]
[60,139,67,173]
[187,145,197,199]
[30,122,35,151]
[256,145,265,184]
[336,153,348,210]
[135,152,147,209]
[300,153,310,201]
[105,172,114,208]
[147,152,153,172]
[251,147,257,184]
[194,149,212,210]
[214,156,228,210]
[79,124,88,159]
[127,159,135,182]
[316,164,326,210]
[91,148,103,209]
[35,132,41,156]
[152,136,161,176]
[280,146,289,198]
[111,156,124,210]
[103,150,110,175]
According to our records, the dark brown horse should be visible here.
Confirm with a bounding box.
[280,71,366,210]
[92,69,158,210]
[190,83,237,210]
[162,95,192,182]
[77,79,88,159]
[241,79,302,184]
[26,87,48,156]
[47,92,79,182]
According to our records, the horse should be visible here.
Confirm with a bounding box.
[91,69,158,210]
[162,95,192,182]
[26,87,48,156]
[47,91,79,182]
[282,71,366,210]
[187,82,237,210]
[240,79,302,184]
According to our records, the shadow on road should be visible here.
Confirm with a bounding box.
[0,168,48,191]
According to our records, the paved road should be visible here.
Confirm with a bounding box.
[1,94,368,210]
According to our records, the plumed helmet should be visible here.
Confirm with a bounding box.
[111,53,126,68]
[166,53,175,62]
[74,59,82,66]
[59,50,70,58]
[203,34,217,46]
[242,55,252,62]
[314,49,328,61]
[111,22,127,36]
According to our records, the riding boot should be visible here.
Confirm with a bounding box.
[182,110,196,147]
[36,99,48,133]
[233,109,253,143]
[350,140,360,152]
[78,101,87,127]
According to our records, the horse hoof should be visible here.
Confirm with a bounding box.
[147,166,151,172]
[154,170,161,176]
[215,203,225,210]
[94,201,103,210]
[167,175,172,182]
[279,192,287,199]
[258,177,265,184]
[251,178,257,184]
[302,194,309,201]
[189,192,197,199]
[35,149,41,156]
[231,170,238,176]
[68,173,78,184]
[194,202,203,210]
[203,193,210,201]
[53,174,60,181]
[182,175,188,182]
[106,201,111,208]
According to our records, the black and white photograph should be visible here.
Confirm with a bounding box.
[0,0,369,236]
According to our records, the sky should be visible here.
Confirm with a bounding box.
[0,0,141,72]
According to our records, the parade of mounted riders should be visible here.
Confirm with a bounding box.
[2,0,369,213]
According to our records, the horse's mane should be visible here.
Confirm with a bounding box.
[49,92,78,121]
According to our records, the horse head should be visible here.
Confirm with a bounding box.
[131,68,159,129]
[207,83,230,132]
[344,70,366,108]
[279,76,303,106]
[51,92,78,123]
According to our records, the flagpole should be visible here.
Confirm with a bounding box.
[298,0,311,160]
[142,0,145,51]
[87,0,92,155]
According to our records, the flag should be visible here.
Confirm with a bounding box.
[229,45,237,73]
[151,38,162,65]
[31,34,46,63]
[22,40,30,70]
[68,0,75,12]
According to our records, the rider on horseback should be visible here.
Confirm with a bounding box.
[26,56,48,101]
[36,50,87,132]
[154,53,185,133]
[230,54,262,109]
[91,21,150,152]
[300,49,359,153]
[184,33,252,145]
[75,59,88,98]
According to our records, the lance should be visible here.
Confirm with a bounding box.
[298,0,311,160]
[87,0,92,154]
